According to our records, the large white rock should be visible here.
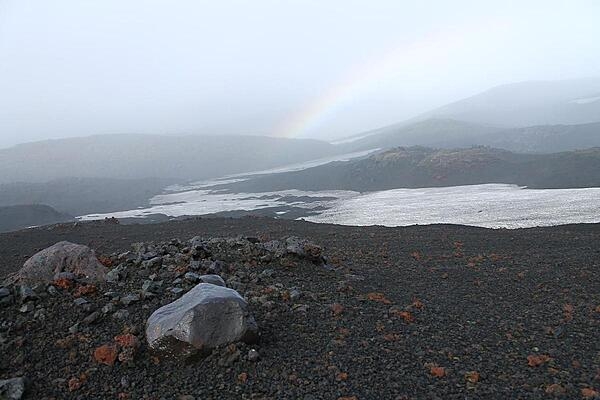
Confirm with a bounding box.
[5,241,107,285]
[146,283,258,357]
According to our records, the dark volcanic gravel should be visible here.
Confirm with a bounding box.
[1,217,600,399]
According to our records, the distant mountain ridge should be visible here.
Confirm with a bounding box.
[337,77,600,151]
[341,119,600,154]
[0,177,174,216]
[421,77,600,127]
[219,146,600,192]
[0,204,74,233]
[0,134,340,184]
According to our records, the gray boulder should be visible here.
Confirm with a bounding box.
[0,377,25,400]
[285,237,323,261]
[146,283,257,357]
[4,241,107,285]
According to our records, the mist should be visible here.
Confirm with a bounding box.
[1,0,599,148]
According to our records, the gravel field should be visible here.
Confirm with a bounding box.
[1,217,599,399]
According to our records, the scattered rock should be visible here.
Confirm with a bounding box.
[146,283,258,357]
[247,349,260,362]
[73,297,89,306]
[142,280,162,294]
[18,285,36,302]
[106,265,126,283]
[82,311,102,325]
[112,309,130,320]
[102,303,116,314]
[5,241,108,285]
[199,274,226,287]
[94,344,119,366]
[19,303,35,313]
[68,377,83,392]
[141,257,163,269]
[289,288,302,301]
[331,303,344,316]
[259,269,275,279]
[184,272,201,283]
[121,294,140,306]
[0,377,25,400]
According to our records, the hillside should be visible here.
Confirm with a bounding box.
[340,118,500,152]
[0,177,174,217]
[422,77,600,127]
[0,134,339,184]
[341,119,600,154]
[0,204,73,233]
[483,122,600,153]
[219,146,600,192]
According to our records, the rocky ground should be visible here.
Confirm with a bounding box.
[1,217,600,399]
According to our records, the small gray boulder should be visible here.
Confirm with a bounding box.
[146,283,257,357]
[5,241,108,285]
[0,377,25,400]
[199,274,226,287]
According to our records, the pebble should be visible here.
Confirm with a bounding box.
[259,269,275,278]
[73,297,89,306]
[112,309,130,319]
[120,377,130,388]
[184,272,201,283]
[33,309,45,320]
[292,304,309,313]
[121,294,140,306]
[82,311,101,325]
[171,287,185,294]
[248,349,260,362]
[102,303,116,314]
[142,280,162,294]
[19,285,37,302]
[141,256,162,269]
[200,274,226,287]
[68,323,79,334]
[0,377,25,400]
[19,303,35,313]
[0,287,10,298]
[290,288,302,300]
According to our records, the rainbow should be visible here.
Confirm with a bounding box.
[275,18,509,139]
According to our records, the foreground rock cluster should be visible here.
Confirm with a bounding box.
[0,235,331,399]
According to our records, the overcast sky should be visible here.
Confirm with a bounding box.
[0,0,599,148]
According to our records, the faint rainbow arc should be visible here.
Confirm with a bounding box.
[275,20,508,139]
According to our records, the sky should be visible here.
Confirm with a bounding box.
[0,0,599,148]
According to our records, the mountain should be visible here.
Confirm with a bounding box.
[483,122,600,153]
[218,146,600,192]
[342,119,600,154]
[421,77,600,127]
[0,134,339,184]
[0,177,174,216]
[335,78,600,152]
[0,204,74,233]
[340,118,500,151]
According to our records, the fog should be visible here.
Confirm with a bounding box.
[0,0,599,148]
